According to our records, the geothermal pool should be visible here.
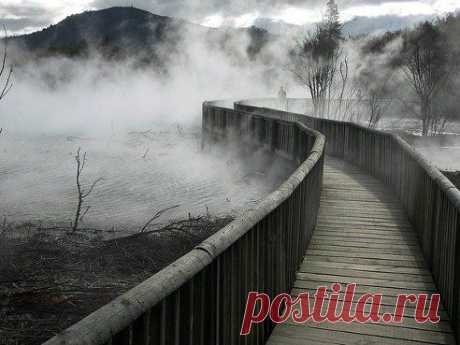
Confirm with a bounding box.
[405,134,460,172]
[0,126,294,233]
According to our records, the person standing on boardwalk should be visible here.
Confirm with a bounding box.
[278,86,288,111]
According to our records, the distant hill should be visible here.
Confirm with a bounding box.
[252,18,313,36]
[11,7,273,65]
[253,14,434,37]
[342,15,434,36]
[13,8,185,58]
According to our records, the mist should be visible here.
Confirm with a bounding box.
[0,24,298,232]
[3,6,459,233]
[2,48,276,134]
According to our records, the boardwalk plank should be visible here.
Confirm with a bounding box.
[303,255,427,268]
[295,272,435,289]
[291,285,437,300]
[287,295,449,320]
[271,323,455,345]
[300,261,431,275]
[305,249,424,261]
[310,236,419,245]
[312,232,418,241]
[298,265,433,282]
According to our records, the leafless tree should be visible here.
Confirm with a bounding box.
[289,0,346,119]
[73,148,103,232]
[329,57,365,122]
[334,57,348,114]
[290,34,340,118]
[400,22,450,136]
[366,94,393,129]
[0,25,13,135]
[355,66,395,129]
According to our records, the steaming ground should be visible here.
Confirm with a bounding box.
[404,134,460,172]
[0,38,299,235]
[245,98,460,173]
[0,126,295,233]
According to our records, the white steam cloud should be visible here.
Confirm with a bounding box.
[0,26,299,231]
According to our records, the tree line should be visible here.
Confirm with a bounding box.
[290,0,460,136]
[0,26,13,135]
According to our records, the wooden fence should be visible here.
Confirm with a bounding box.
[41,101,325,345]
[235,99,460,340]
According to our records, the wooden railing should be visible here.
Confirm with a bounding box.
[236,99,460,340]
[42,101,325,345]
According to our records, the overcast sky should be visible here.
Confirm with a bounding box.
[1,0,459,35]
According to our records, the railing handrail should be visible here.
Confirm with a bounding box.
[42,101,326,345]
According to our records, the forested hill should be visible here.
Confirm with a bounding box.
[10,7,273,63]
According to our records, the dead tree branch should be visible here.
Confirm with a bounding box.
[72,147,103,232]
[128,129,153,139]
[142,148,150,159]
[0,25,13,135]
[140,205,180,233]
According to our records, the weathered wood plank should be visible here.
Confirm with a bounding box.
[310,235,419,245]
[316,225,414,233]
[305,249,424,262]
[303,254,427,268]
[295,272,435,289]
[309,240,419,250]
[312,231,418,241]
[300,261,431,275]
[287,294,450,320]
[317,218,412,228]
[271,323,455,345]
[298,265,433,282]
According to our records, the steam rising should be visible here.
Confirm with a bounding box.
[2,8,460,231]
[0,26,298,230]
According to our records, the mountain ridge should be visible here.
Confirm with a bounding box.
[8,7,441,67]
[251,14,434,37]
[10,7,273,66]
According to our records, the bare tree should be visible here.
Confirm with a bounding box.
[367,94,392,129]
[290,30,340,118]
[289,0,344,118]
[0,26,13,135]
[400,22,450,136]
[330,57,364,122]
[355,64,395,128]
[73,148,103,232]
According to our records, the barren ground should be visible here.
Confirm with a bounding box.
[0,216,232,345]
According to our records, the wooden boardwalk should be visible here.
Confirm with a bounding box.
[267,157,456,345]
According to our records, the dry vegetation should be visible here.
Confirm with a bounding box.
[0,215,232,345]
[443,171,460,190]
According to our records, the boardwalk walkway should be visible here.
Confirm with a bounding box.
[267,157,456,345]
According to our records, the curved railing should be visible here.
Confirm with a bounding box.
[42,101,326,345]
[236,98,460,340]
